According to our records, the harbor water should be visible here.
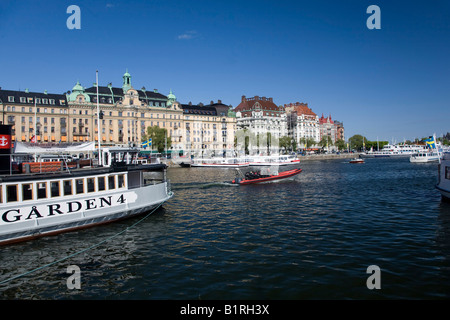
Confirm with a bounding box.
[1,157,450,299]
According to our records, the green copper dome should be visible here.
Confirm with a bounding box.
[68,81,90,102]
[168,89,176,100]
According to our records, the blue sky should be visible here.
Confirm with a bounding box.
[1,0,449,142]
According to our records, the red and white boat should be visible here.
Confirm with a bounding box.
[232,168,302,185]
[349,158,364,164]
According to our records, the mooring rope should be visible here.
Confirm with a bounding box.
[0,199,169,286]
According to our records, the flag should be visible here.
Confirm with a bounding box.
[30,135,37,143]
[424,136,436,149]
[142,138,152,149]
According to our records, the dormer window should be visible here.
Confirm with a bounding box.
[8,96,14,102]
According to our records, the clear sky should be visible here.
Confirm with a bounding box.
[1,0,449,142]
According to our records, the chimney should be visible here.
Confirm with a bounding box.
[269,97,273,102]
[241,95,246,103]
[218,99,222,104]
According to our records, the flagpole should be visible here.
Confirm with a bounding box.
[435,133,441,164]
[34,97,37,161]
[96,70,102,166]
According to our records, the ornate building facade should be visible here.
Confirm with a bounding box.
[284,102,320,148]
[0,71,236,156]
[234,95,287,153]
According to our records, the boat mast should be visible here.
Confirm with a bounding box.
[96,70,102,166]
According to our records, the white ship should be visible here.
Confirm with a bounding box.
[361,143,427,158]
[410,151,441,163]
[246,154,300,166]
[0,124,173,246]
[190,157,249,167]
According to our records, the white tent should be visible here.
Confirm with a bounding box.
[14,141,96,154]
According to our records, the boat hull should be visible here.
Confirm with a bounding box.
[233,168,302,185]
[0,182,173,245]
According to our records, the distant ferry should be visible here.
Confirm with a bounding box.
[410,151,441,163]
[0,124,173,246]
[246,155,300,166]
[190,157,249,167]
[361,143,427,158]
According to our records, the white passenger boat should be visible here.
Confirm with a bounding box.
[409,151,441,163]
[190,157,249,167]
[0,124,173,246]
[361,143,427,158]
[246,155,300,166]
[436,153,450,201]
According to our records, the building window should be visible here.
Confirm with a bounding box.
[8,96,14,102]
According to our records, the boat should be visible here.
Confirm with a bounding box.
[349,158,364,164]
[179,162,191,168]
[410,151,441,163]
[231,167,302,185]
[246,154,300,166]
[190,157,249,167]
[360,143,428,158]
[436,152,450,201]
[0,124,173,246]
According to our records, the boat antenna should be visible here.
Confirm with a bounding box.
[96,70,102,166]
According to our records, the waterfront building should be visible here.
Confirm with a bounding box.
[0,88,69,143]
[66,71,180,149]
[234,95,287,154]
[180,100,236,158]
[284,102,320,149]
[319,114,346,150]
[0,71,236,158]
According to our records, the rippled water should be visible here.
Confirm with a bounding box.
[1,157,450,299]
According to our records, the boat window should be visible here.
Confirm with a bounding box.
[0,185,2,203]
[22,183,33,201]
[51,181,60,197]
[108,175,116,190]
[98,177,106,191]
[117,175,125,188]
[87,178,95,193]
[76,179,84,194]
[63,180,73,196]
[37,182,47,199]
[446,167,450,180]
[6,185,18,202]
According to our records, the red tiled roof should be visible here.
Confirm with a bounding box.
[235,95,282,116]
[285,102,316,117]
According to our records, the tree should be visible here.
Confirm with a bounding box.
[335,139,346,151]
[279,136,292,153]
[306,138,316,149]
[319,135,333,149]
[142,126,171,153]
[348,134,367,151]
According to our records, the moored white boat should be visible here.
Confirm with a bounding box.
[246,154,300,166]
[410,151,441,163]
[436,153,450,201]
[361,143,427,158]
[0,124,173,246]
[190,157,249,167]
